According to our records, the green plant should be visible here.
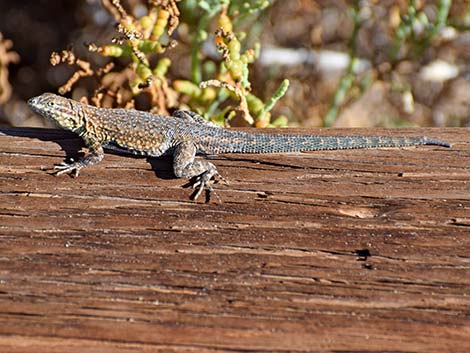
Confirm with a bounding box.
[50,0,289,127]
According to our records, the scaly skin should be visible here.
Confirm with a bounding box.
[28,93,450,201]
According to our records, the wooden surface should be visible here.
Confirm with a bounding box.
[0,127,469,353]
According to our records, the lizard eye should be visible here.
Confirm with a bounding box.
[47,101,55,107]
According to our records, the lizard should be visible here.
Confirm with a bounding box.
[28,93,451,201]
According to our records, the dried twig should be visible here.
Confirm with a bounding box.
[0,32,20,104]
[50,50,94,95]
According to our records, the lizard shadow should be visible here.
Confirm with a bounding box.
[2,127,86,162]
[2,127,176,179]
[146,157,174,180]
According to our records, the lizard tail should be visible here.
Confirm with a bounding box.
[209,132,451,154]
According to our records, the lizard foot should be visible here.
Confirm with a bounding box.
[188,169,227,203]
[53,159,82,177]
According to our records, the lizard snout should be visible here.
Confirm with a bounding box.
[28,96,40,108]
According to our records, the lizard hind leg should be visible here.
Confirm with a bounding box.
[173,141,223,202]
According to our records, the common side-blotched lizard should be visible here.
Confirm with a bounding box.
[28,93,450,201]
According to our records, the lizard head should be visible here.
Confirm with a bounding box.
[28,93,84,132]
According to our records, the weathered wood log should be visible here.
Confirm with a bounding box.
[0,127,469,352]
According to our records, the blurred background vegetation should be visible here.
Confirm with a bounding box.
[0,0,469,129]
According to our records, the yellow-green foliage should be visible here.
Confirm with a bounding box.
[174,1,289,127]
[52,0,288,127]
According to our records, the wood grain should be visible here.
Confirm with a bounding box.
[0,127,469,353]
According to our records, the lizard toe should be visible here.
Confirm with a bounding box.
[53,162,81,177]
[190,170,223,202]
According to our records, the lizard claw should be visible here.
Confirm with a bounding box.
[190,170,223,203]
[216,173,229,186]
[53,159,81,177]
[192,180,220,203]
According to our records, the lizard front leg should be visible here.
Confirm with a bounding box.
[173,141,221,201]
[54,136,104,177]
